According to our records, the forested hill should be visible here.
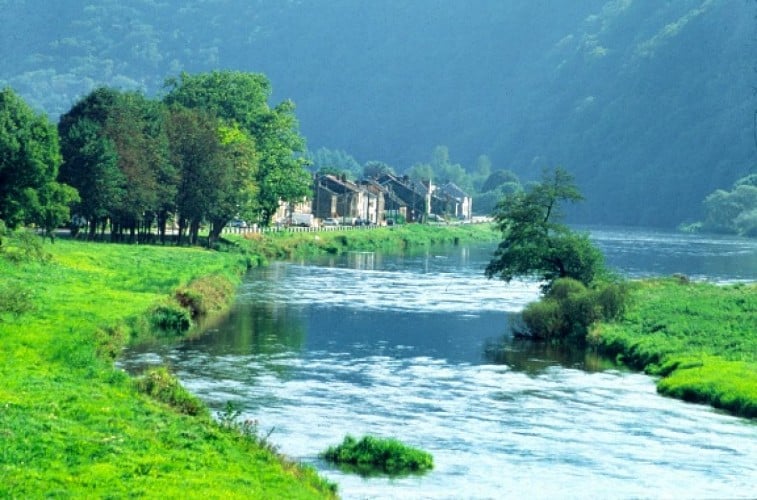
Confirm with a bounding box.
[1,0,755,227]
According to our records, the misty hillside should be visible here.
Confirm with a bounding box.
[1,0,755,227]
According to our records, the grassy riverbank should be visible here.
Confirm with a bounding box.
[231,223,498,260]
[0,223,495,497]
[590,278,757,418]
[0,238,335,498]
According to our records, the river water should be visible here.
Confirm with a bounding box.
[120,228,757,499]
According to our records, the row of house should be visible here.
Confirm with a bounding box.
[276,173,472,226]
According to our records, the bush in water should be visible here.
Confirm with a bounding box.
[321,435,433,476]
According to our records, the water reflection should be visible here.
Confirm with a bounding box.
[483,337,616,374]
[183,302,306,357]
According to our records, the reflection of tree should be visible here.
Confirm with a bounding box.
[483,337,611,375]
[185,302,306,358]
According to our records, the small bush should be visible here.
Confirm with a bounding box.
[0,229,50,263]
[0,281,35,317]
[93,325,128,360]
[149,302,192,336]
[136,366,206,416]
[321,435,433,476]
[521,278,629,343]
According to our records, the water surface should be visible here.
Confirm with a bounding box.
[121,228,757,499]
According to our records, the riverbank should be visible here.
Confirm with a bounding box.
[589,278,757,418]
[0,223,496,497]
[0,238,336,498]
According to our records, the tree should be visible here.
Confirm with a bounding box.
[485,167,605,291]
[0,87,72,229]
[164,71,310,225]
[363,160,394,179]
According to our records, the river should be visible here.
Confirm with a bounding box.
[120,227,757,499]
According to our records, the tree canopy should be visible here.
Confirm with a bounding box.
[485,167,605,291]
[0,87,75,236]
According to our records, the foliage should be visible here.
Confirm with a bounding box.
[175,274,236,320]
[0,87,74,229]
[136,366,207,416]
[164,70,310,226]
[149,302,193,336]
[690,173,757,237]
[308,147,362,179]
[590,279,757,418]
[0,280,34,318]
[362,160,395,179]
[486,167,606,291]
[321,435,433,476]
[0,228,50,263]
[520,277,629,342]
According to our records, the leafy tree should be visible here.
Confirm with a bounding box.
[166,106,225,245]
[363,160,395,179]
[481,169,520,193]
[0,87,71,229]
[26,181,79,242]
[308,147,361,179]
[485,167,605,291]
[59,87,171,241]
[164,71,310,225]
[58,89,124,238]
[697,173,757,237]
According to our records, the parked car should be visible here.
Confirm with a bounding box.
[323,218,340,226]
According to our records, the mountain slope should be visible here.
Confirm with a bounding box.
[1,0,754,226]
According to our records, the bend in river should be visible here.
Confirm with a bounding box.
[121,228,757,499]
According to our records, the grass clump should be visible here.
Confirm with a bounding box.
[590,278,757,418]
[321,435,434,476]
[136,366,207,416]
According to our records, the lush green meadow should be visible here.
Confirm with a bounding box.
[0,236,335,498]
[590,278,757,418]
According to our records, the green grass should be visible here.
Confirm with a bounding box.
[228,223,498,259]
[590,278,757,418]
[321,435,434,476]
[0,236,336,498]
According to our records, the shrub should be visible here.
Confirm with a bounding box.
[321,435,433,476]
[0,229,50,263]
[149,302,192,335]
[136,366,207,416]
[0,281,34,317]
[521,278,629,343]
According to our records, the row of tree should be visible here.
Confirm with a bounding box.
[0,71,311,244]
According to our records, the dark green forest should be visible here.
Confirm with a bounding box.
[1,0,756,227]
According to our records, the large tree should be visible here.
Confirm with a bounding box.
[163,71,310,225]
[59,87,172,241]
[485,167,605,291]
[0,87,73,230]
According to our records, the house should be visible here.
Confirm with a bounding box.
[377,173,429,222]
[313,174,370,223]
[439,182,472,220]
